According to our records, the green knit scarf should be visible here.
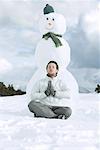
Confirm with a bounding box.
[42,32,62,47]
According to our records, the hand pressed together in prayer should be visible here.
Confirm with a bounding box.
[45,80,56,97]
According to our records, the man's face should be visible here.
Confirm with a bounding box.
[47,63,58,77]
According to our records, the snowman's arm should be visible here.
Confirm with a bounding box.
[31,82,46,101]
[55,81,71,99]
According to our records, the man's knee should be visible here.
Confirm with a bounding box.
[28,101,39,112]
[65,107,72,117]
[28,100,33,108]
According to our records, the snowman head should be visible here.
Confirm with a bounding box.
[39,4,66,35]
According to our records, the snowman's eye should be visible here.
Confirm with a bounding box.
[46,18,49,20]
[52,18,55,21]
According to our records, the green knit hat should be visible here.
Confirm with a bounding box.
[43,4,54,14]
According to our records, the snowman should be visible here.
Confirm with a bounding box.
[27,4,79,102]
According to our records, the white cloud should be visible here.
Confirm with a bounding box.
[0,58,13,74]
[0,0,40,28]
[82,4,100,43]
[0,27,40,61]
[0,28,18,59]
[19,30,41,45]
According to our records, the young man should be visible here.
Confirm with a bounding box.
[28,61,72,119]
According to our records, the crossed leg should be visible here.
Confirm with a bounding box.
[28,101,57,118]
[52,106,72,119]
[28,101,72,119]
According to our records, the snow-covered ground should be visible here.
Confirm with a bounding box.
[0,93,100,150]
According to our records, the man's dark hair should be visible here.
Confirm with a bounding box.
[46,61,59,70]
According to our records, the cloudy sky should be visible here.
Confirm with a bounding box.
[0,0,99,90]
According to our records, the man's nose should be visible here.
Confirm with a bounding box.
[50,69,53,71]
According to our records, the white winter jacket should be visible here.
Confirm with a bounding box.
[31,76,72,107]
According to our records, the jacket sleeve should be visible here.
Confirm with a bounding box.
[30,81,47,101]
[55,80,71,99]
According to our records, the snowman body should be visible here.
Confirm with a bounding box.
[27,10,79,103]
[35,37,70,70]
